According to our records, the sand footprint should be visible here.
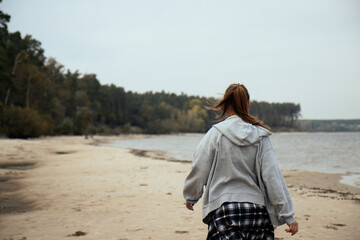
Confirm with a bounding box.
[323,223,346,230]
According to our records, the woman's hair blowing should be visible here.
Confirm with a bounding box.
[209,83,270,130]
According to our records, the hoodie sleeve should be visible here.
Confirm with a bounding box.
[260,137,296,225]
[183,128,217,204]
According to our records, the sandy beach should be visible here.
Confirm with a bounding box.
[0,136,359,240]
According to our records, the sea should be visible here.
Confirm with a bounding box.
[103,132,360,188]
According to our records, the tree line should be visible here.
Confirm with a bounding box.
[298,119,360,132]
[0,8,301,138]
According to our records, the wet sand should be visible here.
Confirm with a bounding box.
[0,136,359,240]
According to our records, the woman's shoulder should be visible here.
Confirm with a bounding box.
[205,125,222,137]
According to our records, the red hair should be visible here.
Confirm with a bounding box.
[209,83,270,130]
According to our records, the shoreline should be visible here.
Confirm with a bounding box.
[0,136,359,239]
[118,145,360,205]
[98,134,360,190]
[118,145,360,200]
[126,145,360,196]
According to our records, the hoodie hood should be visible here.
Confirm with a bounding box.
[213,115,271,146]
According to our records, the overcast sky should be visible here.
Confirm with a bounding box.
[2,0,360,119]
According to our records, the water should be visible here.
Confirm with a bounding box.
[271,132,360,175]
[104,135,203,161]
[103,132,360,188]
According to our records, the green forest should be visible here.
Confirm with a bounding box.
[0,8,304,138]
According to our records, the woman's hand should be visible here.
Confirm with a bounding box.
[285,221,299,236]
[186,203,194,211]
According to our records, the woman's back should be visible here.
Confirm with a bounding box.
[184,115,272,223]
[183,83,298,238]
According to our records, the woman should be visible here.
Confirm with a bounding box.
[183,84,298,239]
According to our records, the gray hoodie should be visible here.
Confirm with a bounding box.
[183,115,296,226]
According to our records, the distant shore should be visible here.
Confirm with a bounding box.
[0,136,359,239]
